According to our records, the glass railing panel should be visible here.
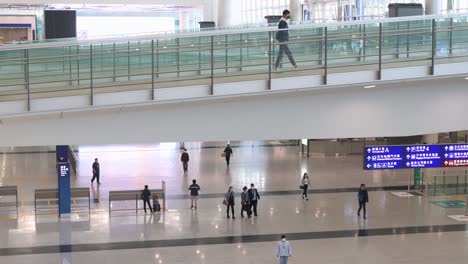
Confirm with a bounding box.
[287,27,323,70]
[326,24,378,71]
[450,16,468,57]
[2,14,468,107]
[0,49,26,92]
[128,40,152,83]
[228,31,269,76]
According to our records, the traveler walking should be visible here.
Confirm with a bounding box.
[240,186,251,218]
[357,184,369,220]
[276,235,292,264]
[223,144,233,166]
[141,185,153,213]
[274,9,298,70]
[189,179,201,209]
[91,158,100,184]
[301,172,310,200]
[224,186,235,219]
[181,149,190,173]
[248,183,260,216]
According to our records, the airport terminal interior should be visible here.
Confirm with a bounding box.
[1,0,468,263]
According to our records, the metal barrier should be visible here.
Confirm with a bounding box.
[109,181,166,215]
[0,186,19,216]
[34,187,91,216]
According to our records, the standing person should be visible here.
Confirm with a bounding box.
[223,144,233,167]
[141,185,153,213]
[301,173,310,201]
[224,186,235,219]
[274,9,298,70]
[91,158,100,184]
[181,149,190,173]
[189,179,201,209]
[240,186,251,218]
[358,184,369,220]
[248,183,260,216]
[276,235,292,264]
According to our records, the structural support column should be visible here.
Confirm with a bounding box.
[202,0,219,26]
[218,0,242,27]
[425,0,441,15]
[289,0,302,23]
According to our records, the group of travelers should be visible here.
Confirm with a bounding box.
[223,183,261,219]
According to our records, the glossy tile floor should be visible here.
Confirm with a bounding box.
[0,142,467,263]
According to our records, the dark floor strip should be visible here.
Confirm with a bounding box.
[166,185,410,199]
[0,223,466,256]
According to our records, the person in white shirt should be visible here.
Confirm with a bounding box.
[276,235,292,264]
[301,173,310,200]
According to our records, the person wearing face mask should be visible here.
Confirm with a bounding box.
[274,9,298,70]
[224,186,235,219]
[276,235,292,264]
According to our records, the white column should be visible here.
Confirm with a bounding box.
[218,0,242,27]
[202,0,219,24]
[425,0,441,15]
[290,0,303,22]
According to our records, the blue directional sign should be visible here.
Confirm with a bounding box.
[404,144,443,169]
[442,144,468,168]
[364,143,468,170]
[364,146,404,170]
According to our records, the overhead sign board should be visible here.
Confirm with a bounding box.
[364,144,468,170]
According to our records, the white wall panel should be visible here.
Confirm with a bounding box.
[0,77,467,147]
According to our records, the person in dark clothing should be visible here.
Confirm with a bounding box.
[301,172,310,200]
[274,9,297,70]
[181,149,190,173]
[241,186,251,218]
[142,185,153,213]
[248,183,261,216]
[225,186,235,219]
[358,184,369,220]
[189,179,201,209]
[223,144,233,166]
[91,158,100,184]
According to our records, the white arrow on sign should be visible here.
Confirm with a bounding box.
[445,154,449,158]
[406,147,410,152]
[367,164,371,168]
[367,156,371,161]
[367,148,371,153]
[406,155,410,159]
[445,146,449,151]
[406,162,410,167]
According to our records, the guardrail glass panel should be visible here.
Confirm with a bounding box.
[1,14,468,108]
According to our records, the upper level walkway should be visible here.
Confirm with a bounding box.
[1,13,468,116]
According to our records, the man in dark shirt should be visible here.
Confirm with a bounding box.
[274,9,297,70]
[248,183,261,216]
[141,185,153,213]
[91,158,100,184]
[223,144,233,167]
[189,179,201,209]
[358,184,369,220]
[181,149,190,173]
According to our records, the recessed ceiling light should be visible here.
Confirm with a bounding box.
[364,85,376,89]
[465,77,468,80]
